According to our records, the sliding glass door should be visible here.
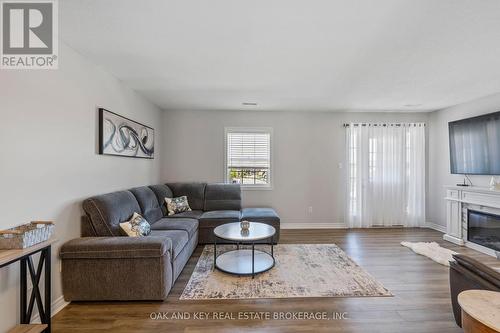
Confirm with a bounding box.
[345,123,425,228]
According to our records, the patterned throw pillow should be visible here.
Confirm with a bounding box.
[165,196,192,216]
[119,212,151,237]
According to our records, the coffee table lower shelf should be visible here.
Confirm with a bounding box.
[215,249,274,277]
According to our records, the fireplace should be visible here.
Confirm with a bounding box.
[467,210,500,252]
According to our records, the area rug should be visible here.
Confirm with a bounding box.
[180,244,392,300]
[401,241,458,266]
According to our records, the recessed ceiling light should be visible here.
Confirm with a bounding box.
[242,102,258,106]
[404,104,422,107]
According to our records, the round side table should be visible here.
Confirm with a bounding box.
[458,290,500,333]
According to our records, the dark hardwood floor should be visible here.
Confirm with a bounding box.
[52,228,500,333]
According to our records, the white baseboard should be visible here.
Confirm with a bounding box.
[465,240,497,257]
[443,233,465,246]
[31,295,69,323]
[282,221,447,230]
[281,222,347,229]
[422,221,446,233]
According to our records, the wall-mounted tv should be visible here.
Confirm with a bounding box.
[449,111,500,175]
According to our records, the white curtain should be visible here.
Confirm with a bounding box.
[345,123,425,228]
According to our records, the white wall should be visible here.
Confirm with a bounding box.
[161,109,429,227]
[427,92,500,228]
[0,43,162,332]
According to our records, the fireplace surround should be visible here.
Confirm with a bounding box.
[444,185,500,256]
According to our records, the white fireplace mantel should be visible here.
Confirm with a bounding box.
[444,185,500,257]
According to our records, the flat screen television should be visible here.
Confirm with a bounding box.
[449,111,500,175]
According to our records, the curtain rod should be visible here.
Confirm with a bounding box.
[343,123,426,127]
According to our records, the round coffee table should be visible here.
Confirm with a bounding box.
[213,222,276,278]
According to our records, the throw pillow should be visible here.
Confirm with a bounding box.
[165,196,192,216]
[119,212,151,237]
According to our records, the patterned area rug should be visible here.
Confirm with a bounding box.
[180,244,392,300]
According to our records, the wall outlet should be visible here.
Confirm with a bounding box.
[338,162,343,169]
[308,206,313,214]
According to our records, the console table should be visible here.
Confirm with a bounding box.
[0,238,57,333]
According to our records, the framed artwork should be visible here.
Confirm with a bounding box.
[98,108,154,159]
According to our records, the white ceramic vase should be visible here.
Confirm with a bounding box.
[240,220,250,230]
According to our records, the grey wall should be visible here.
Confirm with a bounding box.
[427,92,500,228]
[0,43,162,332]
[161,109,429,227]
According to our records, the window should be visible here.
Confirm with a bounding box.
[224,127,272,189]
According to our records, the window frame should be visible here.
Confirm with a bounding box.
[224,127,273,190]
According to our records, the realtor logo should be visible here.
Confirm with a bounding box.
[1,0,58,69]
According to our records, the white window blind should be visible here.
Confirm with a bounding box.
[225,128,272,187]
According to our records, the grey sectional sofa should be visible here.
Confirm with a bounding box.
[60,182,280,301]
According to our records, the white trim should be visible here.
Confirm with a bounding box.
[282,221,450,231]
[281,222,347,229]
[241,185,273,191]
[224,127,273,189]
[422,221,446,233]
[443,234,465,246]
[282,223,347,229]
[31,295,69,323]
[464,241,497,257]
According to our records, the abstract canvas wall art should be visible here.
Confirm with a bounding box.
[98,108,154,159]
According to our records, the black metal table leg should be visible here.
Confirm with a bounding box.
[270,235,274,258]
[44,247,51,332]
[252,243,255,279]
[20,258,27,324]
[213,237,217,270]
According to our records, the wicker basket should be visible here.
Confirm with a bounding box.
[0,221,54,249]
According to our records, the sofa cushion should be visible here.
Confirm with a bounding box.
[130,186,163,223]
[166,210,203,220]
[150,230,188,259]
[241,208,280,223]
[151,218,199,239]
[166,183,206,211]
[199,210,240,228]
[204,183,241,211]
[149,184,174,216]
[83,191,141,236]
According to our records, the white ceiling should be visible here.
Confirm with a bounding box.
[60,0,500,112]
